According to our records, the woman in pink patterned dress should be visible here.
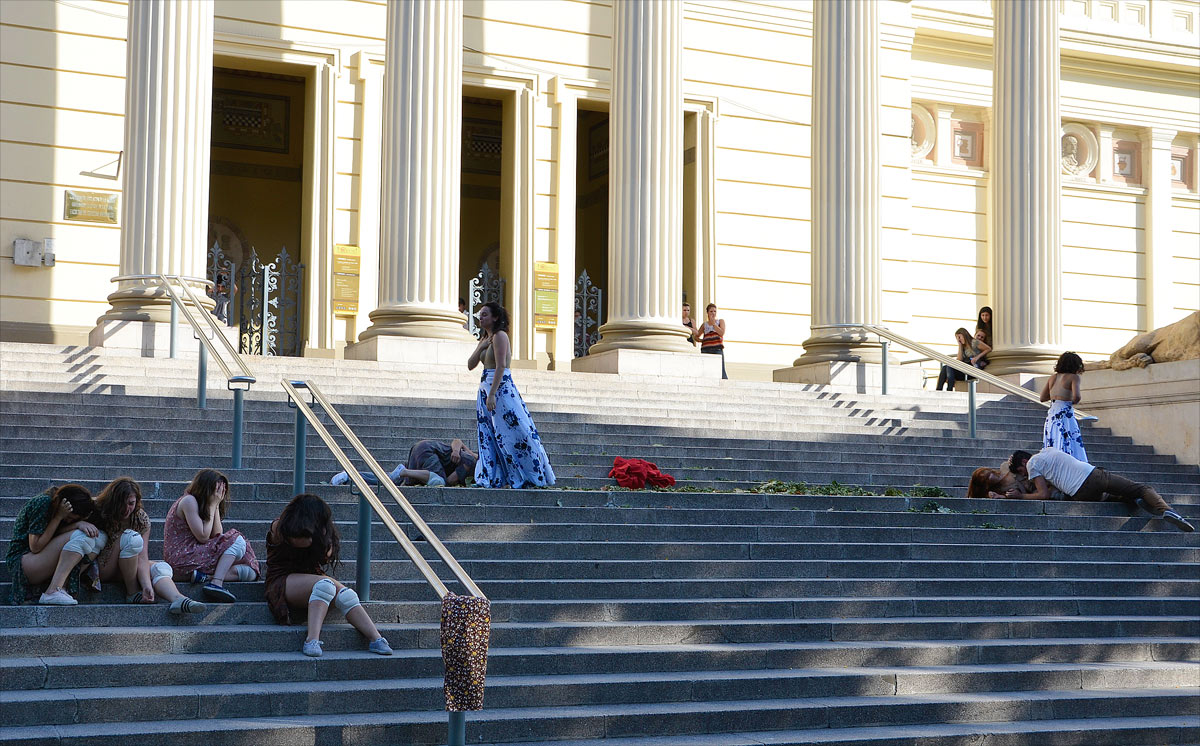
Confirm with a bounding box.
[163,469,259,603]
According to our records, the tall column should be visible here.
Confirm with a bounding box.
[987,0,1063,375]
[91,0,214,347]
[1143,128,1178,331]
[794,0,884,365]
[356,0,472,346]
[587,0,692,356]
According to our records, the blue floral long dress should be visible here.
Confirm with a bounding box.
[475,369,556,488]
[1043,400,1088,462]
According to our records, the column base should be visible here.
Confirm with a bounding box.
[588,320,694,356]
[772,361,924,392]
[358,304,475,344]
[973,372,1042,396]
[985,346,1063,376]
[344,335,477,365]
[89,319,239,357]
[796,329,886,365]
[571,348,721,378]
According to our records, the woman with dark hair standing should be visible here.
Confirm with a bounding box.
[163,468,259,603]
[467,302,556,488]
[264,493,392,657]
[696,303,728,379]
[1040,351,1088,462]
[5,484,97,605]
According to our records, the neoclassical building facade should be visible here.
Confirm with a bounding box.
[1,0,1197,379]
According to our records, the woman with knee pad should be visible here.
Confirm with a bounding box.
[92,477,205,614]
[264,494,392,658]
[164,469,259,603]
[5,484,98,605]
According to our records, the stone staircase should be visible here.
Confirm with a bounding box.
[1,341,1197,745]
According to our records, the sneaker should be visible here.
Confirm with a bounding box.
[368,637,394,656]
[1162,510,1195,533]
[190,570,210,585]
[302,639,324,658]
[38,589,78,606]
[169,596,207,615]
[331,471,349,486]
[202,583,237,603]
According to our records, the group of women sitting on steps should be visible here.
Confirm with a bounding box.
[5,469,393,658]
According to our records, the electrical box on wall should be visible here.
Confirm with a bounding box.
[12,238,55,267]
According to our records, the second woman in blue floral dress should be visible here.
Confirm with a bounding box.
[467,302,556,488]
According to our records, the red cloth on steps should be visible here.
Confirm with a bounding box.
[608,457,676,489]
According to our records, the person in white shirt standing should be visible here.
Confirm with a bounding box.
[1010,447,1194,532]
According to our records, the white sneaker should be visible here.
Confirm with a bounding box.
[330,471,349,486]
[39,589,78,606]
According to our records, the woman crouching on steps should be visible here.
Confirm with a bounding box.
[163,469,259,603]
[91,477,205,614]
[5,484,98,605]
[264,493,393,658]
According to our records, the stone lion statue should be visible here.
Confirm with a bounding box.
[1090,311,1200,370]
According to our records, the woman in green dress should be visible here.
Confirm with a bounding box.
[5,484,99,605]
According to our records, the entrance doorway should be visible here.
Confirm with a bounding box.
[206,66,307,356]
[460,95,505,335]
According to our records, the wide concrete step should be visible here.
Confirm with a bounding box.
[4,660,1197,727]
[4,616,1198,659]
[1,687,1195,745]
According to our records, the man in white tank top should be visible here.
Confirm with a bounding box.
[1012,447,1193,532]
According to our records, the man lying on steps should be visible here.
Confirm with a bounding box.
[331,438,478,488]
[1010,446,1194,533]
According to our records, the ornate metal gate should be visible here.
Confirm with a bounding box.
[574,269,603,357]
[207,241,306,356]
[468,262,506,338]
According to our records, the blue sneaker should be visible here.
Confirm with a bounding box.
[302,639,324,657]
[368,637,393,656]
[202,583,236,603]
[190,570,210,585]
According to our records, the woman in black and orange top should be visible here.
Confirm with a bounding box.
[694,302,728,379]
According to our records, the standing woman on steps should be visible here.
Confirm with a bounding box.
[696,303,728,379]
[91,477,206,614]
[264,493,393,658]
[467,302,556,488]
[5,484,97,605]
[163,469,259,603]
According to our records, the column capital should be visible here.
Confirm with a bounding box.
[1142,127,1178,149]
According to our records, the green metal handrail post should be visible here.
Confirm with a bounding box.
[294,407,307,494]
[357,490,372,600]
[880,340,889,395]
[447,712,465,746]
[169,301,178,359]
[232,388,245,468]
[197,342,208,409]
[968,379,978,439]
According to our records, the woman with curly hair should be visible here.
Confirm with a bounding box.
[467,302,555,488]
[1040,351,1088,462]
[92,477,205,613]
[163,468,259,603]
[264,493,392,658]
[5,484,97,605]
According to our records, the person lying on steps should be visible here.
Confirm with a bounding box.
[331,438,478,488]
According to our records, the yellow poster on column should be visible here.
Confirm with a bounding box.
[332,244,360,315]
[533,261,558,329]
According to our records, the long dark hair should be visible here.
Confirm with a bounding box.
[48,484,94,522]
[481,302,510,334]
[185,468,230,522]
[276,493,340,568]
[93,477,142,537]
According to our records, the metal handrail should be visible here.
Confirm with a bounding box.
[169,277,256,384]
[845,323,1097,422]
[281,378,486,601]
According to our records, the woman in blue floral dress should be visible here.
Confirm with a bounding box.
[1040,351,1088,462]
[467,302,556,488]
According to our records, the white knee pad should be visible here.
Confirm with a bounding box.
[232,564,257,582]
[64,529,107,557]
[119,530,144,559]
[221,535,246,560]
[333,586,361,614]
[309,577,337,606]
[150,561,173,583]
